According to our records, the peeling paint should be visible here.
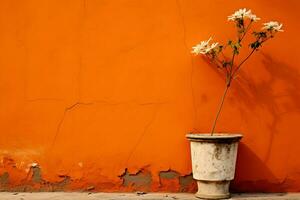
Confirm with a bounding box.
[50,176,71,191]
[119,169,152,189]
[158,169,196,192]
[0,0,299,193]
[179,173,196,192]
[0,172,9,185]
[31,165,42,183]
[159,169,179,179]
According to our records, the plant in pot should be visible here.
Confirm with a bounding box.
[186,8,283,199]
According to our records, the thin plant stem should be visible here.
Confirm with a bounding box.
[239,21,253,42]
[233,37,272,78]
[208,26,276,135]
[210,84,230,135]
[232,48,256,78]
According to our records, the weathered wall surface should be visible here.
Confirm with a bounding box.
[0,0,299,192]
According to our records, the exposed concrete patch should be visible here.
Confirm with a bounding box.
[119,169,152,188]
[0,158,71,192]
[0,172,9,185]
[1,161,194,192]
[159,169,196,192]
[179,173,196,192]
[0,172,9,191]
[159,169,179,180]
[158,169,181,191]
[36,175,71,192]
[25,164,71,191]
[49,176,71,191]
[31,165,42,183]
[179,173,193,187]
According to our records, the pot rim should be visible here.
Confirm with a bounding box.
[186,133,243,143]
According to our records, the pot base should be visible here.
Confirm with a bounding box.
[195,180,230,199]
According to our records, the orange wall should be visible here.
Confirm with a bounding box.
[0,0,299,192]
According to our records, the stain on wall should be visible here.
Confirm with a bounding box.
[0,0,299,192]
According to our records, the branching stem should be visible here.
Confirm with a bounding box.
[208,21,276,135]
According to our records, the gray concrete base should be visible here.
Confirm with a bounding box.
[0,192,299,200]
[195,180,230,199]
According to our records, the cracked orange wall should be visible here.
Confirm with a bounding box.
[0,0,299,192]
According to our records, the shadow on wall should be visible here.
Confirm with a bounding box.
[232,142,296,192]
[232,53,300,162]
[232,54,300,192]
[231,142,276,192]
[201,53,300,191]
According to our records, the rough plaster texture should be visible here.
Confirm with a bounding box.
[0,0,300,192]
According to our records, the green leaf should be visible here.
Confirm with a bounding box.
[250,41,261,49]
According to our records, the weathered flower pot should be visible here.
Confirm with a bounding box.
[186,133,242,199]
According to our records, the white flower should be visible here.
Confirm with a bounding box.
[248,14,260,22]
[191,37,212,55]
[206,42,219,53]
[228,8,260,21]
[191,37,219,55]
[262,21,283,32]
[228,8,251,21]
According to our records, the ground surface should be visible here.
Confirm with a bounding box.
[0,193,300,200]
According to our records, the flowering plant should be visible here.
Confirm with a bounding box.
[192,8,283,135]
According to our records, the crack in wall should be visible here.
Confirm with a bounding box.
[175,0,198,130]
[124,106,160,165]
[50,102,93,149]
[50,100,167,151]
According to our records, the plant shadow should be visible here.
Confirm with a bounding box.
[231,142,294,192]
[203,53,300,162]
[201,53,300,191]
[232,53,300,162]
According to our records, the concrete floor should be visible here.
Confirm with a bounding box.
[0,193,300,200]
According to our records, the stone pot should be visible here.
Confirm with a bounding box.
[186,133,242,199]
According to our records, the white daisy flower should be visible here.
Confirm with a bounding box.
[191,37,212,55]
[191,38,219,55]
[228,8,260,22]
[248,14,260,22]
[262,21,283,32]
[205,42,219,53]
[228,8,251,21]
